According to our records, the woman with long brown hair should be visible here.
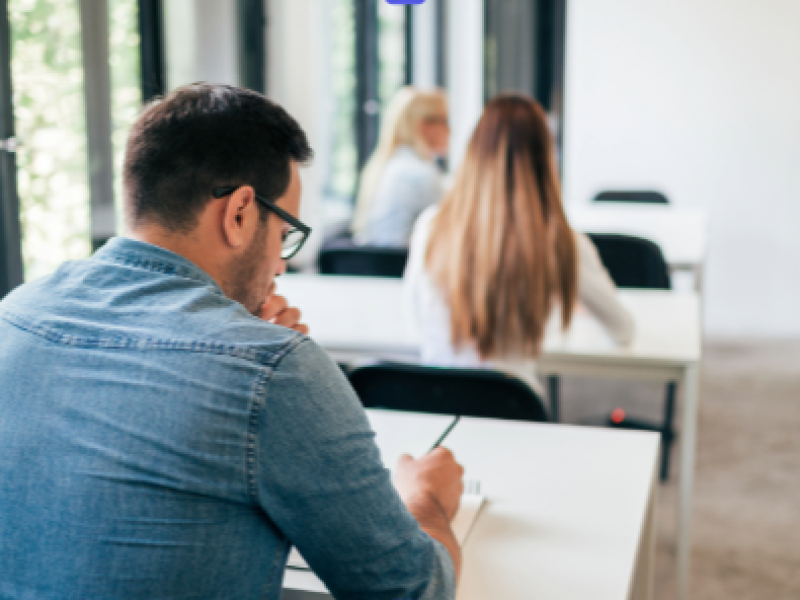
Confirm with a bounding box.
[404,94,634,394]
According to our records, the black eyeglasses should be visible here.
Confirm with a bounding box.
[213,187,312,260]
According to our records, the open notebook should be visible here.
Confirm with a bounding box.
[287,489,486,571]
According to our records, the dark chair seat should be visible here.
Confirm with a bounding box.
[586,233,671,289]
[348,363,549,423]
[593,190,669,204]
[318,239,408,278]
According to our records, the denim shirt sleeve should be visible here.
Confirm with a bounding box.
[255,338,456,600]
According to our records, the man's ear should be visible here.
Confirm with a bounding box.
[221,186,256,249]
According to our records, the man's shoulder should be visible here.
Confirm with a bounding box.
[185,309,309,366]
[0,258,308,369]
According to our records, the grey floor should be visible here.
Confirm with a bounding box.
[560,340,800,600]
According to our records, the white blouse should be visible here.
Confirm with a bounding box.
[403,207,635,396]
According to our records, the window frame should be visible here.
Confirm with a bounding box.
[238,0,266,93]
[484,0,567,150]
[0,0,24,298]
[138,0,166,102]
[354,0,380,172]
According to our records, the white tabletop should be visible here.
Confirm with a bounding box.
[285,410,660,600]
[566,203,708,270]
[278,275,701,372]
[279,274,701,600]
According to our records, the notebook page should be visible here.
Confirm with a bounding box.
[451,493,487,545]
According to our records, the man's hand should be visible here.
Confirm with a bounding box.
[395,448,464,581]
[395,448,464,522]
[258,284,309,335]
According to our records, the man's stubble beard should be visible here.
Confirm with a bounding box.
[227,221,270,316]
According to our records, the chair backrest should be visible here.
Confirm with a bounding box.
[348,363,549,423]
[593,190,669,204]
[318,243,409,278]
[586,233,672,289]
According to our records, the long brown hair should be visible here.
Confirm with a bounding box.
[426,94,578,359]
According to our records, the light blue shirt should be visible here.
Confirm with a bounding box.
[0,237,455,600]
[360,146,443,247]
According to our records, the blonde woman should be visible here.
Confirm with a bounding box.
[353,87,449,247]
[404,94,634,395]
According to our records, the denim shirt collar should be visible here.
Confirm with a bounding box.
[94,237,223,294]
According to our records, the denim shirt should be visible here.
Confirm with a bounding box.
[0,237,455,600]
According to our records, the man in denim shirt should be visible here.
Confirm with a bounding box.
[0,84,462,599]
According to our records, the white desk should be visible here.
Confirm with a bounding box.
[284,410,660,600]
[566,203,707,270]
[279,274,701,600]
[567,203,708,290]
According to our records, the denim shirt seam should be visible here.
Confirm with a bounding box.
[246,339,308,600]
[244,337,311,503]
[260,539,292,600]
[93,251,220,291]
[0,308,303,367]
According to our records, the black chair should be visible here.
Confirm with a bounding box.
[593,190,669,204]
[550,233,677,481]
[318,239,408,278]
[348,363,549,423]
[585,233,671,290]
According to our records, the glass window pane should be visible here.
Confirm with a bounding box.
[328,0,357,201]
[378,1,405,111]
[9,0,90,281]
[163,0,198,90]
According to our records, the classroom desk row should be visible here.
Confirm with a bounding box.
[279,274,702,600]
[284,410,661,600]
[566,203,708,291]
[566,203,708,273]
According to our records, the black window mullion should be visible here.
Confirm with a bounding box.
[483,0,567,145]
[548,0,567,153]
[138,0,166,102]
[435,0,447,88]
[79,0,116,251]
[354,0,379,171]
[238,0,266,94]
[0,0,24,297]
[533,0,567,113]
[404,5,414,86]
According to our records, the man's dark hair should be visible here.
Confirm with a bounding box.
[123,83,313,233]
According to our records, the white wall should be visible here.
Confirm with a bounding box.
[447,0,484,171]
[267,0,327,268]
[564,0,800,338]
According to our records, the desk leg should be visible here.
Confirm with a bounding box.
[547,375,560,422]
[694,264,705,294]
[630,460,658,600]
[677,365,700,600]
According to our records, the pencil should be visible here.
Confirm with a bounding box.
[428,415,461,453]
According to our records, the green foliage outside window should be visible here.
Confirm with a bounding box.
[9,0,140,280]
[328,0,358,200]
[10,0,90,281]
[326,0,405,204]
[378,1,405,113]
